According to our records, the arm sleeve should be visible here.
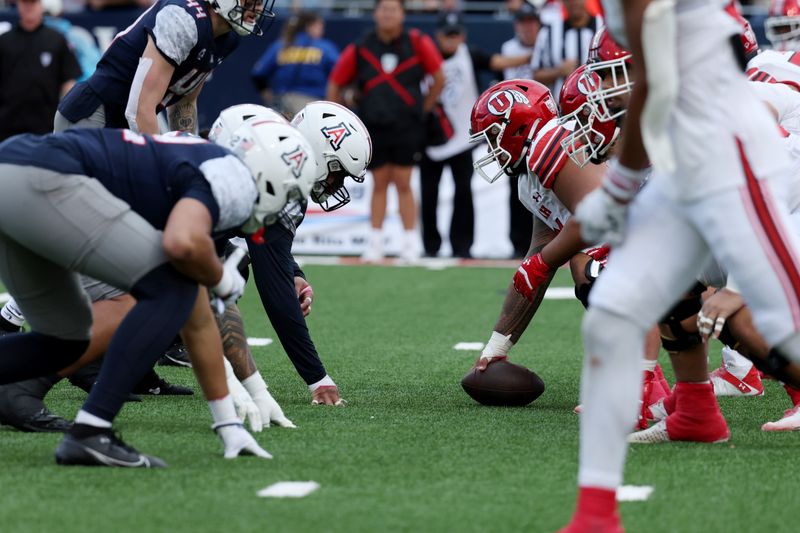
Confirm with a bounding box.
[469,47,493,72]
[144,5,199,67]
[329,44,357,86]
[414,33,443,74]
[59,38,82,83]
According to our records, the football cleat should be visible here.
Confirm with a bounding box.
[638,369,670,428]
[158,340,192,367]
[132,371,193,396]
[0,378,70,433]
[710,364,764,397]
[761,405,800,431]
[55,425,167,468]
[558,515,624,533]
[628,419,671,443]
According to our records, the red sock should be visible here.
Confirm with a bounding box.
[784,384,800,406]
[575,486,618,519]
[654,364,671,397]
[663,383,678,415]
[667,382,729,442]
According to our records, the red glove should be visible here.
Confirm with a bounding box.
[513,253,553,302]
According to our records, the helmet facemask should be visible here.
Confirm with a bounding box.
[213,0,276,36]
[586,56,632,122]
[558,103,610,168]
[310,160,360,212]
[470,118,539,183]
[766,16,800,50]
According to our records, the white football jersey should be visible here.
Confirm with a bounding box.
[747,50,800,90]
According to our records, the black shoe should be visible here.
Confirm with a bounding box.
[132,370,193,396]
[158,341,191,367]
[55,424,167,468]
[0,377,70,433]
[68,361,142,402]
[0,316,21,335]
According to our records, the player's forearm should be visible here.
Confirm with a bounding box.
[184,287,229,400]
[617,0,651,170]
[541,218,587,268]
[167,100,199,135]
[534,67,564,86]
[216,303,259,381]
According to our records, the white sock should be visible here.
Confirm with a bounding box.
[721,346,753,379]
[481,331,514,359]
[308,374,335,392]
[578,308,647,490]
[208,394,238,425]
[1,299,25,327]
[75,409,112,428]
[242,372,269,399]
[642,359,657,373]
[370,228,383,246]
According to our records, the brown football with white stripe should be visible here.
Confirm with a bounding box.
[461,360,545,407]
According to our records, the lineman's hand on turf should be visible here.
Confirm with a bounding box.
[213,422,272,459]
[251,388,297,428]
[294,277,313,317]
[311,385,346,406]
[230,385,264,432]
[698,288,745,341]
[474,355,507,372]
[513,253,553,302]
[211,248,248,312]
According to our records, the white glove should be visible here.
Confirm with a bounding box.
[211,248,247,313]
[224,359,263,432]
[574,187,629,247]
[213,421,272,460]
[242,372,296,428]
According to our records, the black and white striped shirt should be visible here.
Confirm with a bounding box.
[531,17,600,96]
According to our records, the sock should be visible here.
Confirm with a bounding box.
[208,394,238,425]
[0,299,25,328]
[721,346,753,379]
[574,486,618,519]
[81,264,196,422]
[642,359,657,372]
[578,308,647,489]
[667,382,728,441]
[654,364,671,396]
[784,384,800,407]
[75,409,112,428]
[0,333,88,384]
[481,331,513,359]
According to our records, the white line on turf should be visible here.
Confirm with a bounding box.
[247,338,273,347]
[257,481,320,498]
[0,293,9,304]
[544,287,575,299]
[453,342,485,351]
[616,485,654,502]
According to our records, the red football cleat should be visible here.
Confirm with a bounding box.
[559,487,624,533]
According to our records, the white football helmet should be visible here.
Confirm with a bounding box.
[220,121,318,233]
[208,104,287,146]
[206,0,275,36]
[291,101,372,211]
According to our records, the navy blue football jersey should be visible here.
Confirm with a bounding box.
[58,0,239,126]
[0,128,256,233]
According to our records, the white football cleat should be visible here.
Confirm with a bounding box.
[711,364,763,397]
[628,420,671,444]
[648,398,668,422]
[762,405,800,432]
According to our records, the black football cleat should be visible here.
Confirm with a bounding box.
[133,370,193,396]
[68,361,142,402]
[158,340,192,367]
[0,377,71,433]
[55,425,167,468]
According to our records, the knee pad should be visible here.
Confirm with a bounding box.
[574,258,604,309]
[659,282,705,352]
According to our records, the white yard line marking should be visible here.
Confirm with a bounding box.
[247,338,273,347]
[453,342,486,351]
[617,485,654,502]
[543,287,575,300]
[0,293,9,304]
[257,481,320,498]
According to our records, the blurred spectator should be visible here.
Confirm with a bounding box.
[421,11,531,258]
[532,0,599,95]
[0,0,80,141]
[86,0,153,10]
[251,11,339,117]
[500,1,541,258]
[327,0,444,263]
[42,0,101,82]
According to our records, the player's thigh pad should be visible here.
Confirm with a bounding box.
[53,104,106,133]
[79,275,127,302]
[588,184,711,329]
[0,234,91,339]
[0,165,166,293]
[692,183,800,345]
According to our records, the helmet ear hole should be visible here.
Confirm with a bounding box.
[265,181,275,196]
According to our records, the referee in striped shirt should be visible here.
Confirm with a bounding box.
[531,0,600,96]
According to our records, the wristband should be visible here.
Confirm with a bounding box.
[603,159,649,203]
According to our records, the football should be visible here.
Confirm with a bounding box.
[461,360,545,407]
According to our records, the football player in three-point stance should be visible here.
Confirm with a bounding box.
[559,0,800,530]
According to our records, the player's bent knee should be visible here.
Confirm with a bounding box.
[658,283,705,353]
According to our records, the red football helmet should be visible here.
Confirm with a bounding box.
[586,27,632,122]
[558,65,619,168]
[767,0,800,51]
[725,1,759,61]
[469,79,558,183]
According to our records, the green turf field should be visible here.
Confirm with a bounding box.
[0,264,798,533]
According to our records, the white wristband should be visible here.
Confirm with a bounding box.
[603,159,649,202]
[208,394,238,426]
[480,331,514,359]
[242,372,269,398]
[308,375,336,392]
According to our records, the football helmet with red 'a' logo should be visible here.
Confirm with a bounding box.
[291,101,372,211]
[725,1,760,61]
[220,120,317,232]
[557,65,619,168]
[586,27,632,122]
[767,0,800,51]
[469,79,558,183]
